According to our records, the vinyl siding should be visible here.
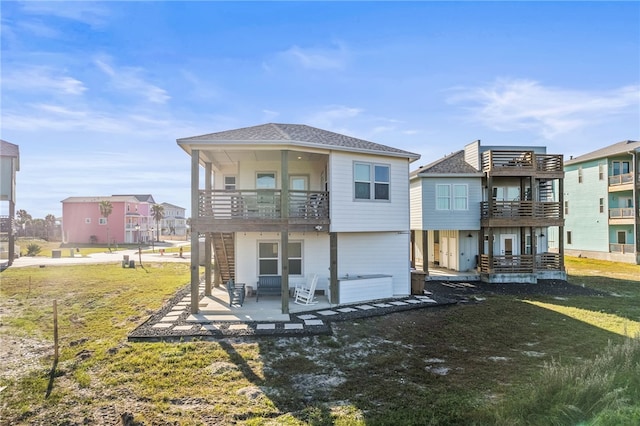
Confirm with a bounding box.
[564,160,609,251]
[422,177,482,230]
[329,152,410,232]
[409,179,423,230]
[337,232,411,296]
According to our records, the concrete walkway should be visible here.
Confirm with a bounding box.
[7,247,190,268]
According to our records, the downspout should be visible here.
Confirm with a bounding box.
[628,150,639,260]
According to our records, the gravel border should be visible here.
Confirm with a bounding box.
[128,279,605,342]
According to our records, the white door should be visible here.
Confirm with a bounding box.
[448,237,458,271]
[500,234,517,255]
[441,237,449,268]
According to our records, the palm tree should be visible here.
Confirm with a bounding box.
[99,200,113,251]
[44,214,56,240]
[16,209,32,237]
[151,204,164,242]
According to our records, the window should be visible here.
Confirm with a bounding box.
[612,161,630,176]
[436,184,468,210]
[288,242,302,275]
[258,241,303,275]
[256,172,276,189]
[258,242,278,275]
[578,167,583,183]
[599,198,604,213]
[453,184,468,210]
[564,201,569,215]
[525,235,532,255]
[436,185,451,210]
[567,231,572,245]
[224,176,236,190]
[85,218,91,224]
[598,163,604,180]
[99,218,107,225]
[354,162,390,200]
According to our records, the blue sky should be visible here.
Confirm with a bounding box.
[1,1,639,219]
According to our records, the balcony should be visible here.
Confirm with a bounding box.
[608,172,637,192]
[195,189,330,232]
[609,243,636,254]
[608,207,637,225]
[479,253,562,274]
[480,201,563,227]
[482,151,563,178]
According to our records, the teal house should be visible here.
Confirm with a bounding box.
[561,140,640,264]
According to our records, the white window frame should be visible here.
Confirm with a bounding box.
[85,218,91,224]
[354,162,390,201]
[436,184,451,210]
[288,241,303,276]
[453,184,468,210]
[436,184,468,210]
[256,172,276,189]
[258,241,279,275]
[224,176,237,190]
[99,218,107,225]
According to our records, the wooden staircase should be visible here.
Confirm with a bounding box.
[212,232,235,283]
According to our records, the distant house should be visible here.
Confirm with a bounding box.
[561,140,639,264]
[177,123,420,314]
[410,140,566,283]
[61,194,156,245]
[1,140,20,266]
[159,202,187,236]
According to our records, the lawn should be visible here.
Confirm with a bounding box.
[0,257,638,425]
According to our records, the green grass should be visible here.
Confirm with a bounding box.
[0,256,638,424]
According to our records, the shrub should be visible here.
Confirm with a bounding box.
[26,243,41,256]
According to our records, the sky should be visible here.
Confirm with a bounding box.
[1,1,639,219]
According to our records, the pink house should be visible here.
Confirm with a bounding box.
[61,195,156,245]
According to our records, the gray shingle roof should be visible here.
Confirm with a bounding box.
[410,150,480,178]
[565,140,640,165]
[0,140,19,157]
[178,123,420,160]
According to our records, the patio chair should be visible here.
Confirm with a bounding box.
[294,273,319,305]
[226,279,246,307]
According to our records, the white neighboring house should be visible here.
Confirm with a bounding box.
[177,123,420,314]
[410,140,566,283]
[159,202,187,237]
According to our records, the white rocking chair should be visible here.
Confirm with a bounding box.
[294,274,319,305]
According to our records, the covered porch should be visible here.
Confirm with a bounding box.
[186,285,332,322]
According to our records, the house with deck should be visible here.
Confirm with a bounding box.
[410,140,566,283]
[560,140,639,264]
[1,140,20,267]
[61,194,156,245]
[160,202,188,237]
[177,123,420,314]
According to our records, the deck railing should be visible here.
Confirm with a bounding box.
[479,253,562,274]
[481,151,563,174]
[608,172,634,186]
[609,207,636,219]
[480,201,561,219]
[609,243,636,254]
[198,189,329,221]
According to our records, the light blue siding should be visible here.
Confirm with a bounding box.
[421,177,482,230]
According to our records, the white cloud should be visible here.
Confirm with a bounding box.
[447,79,640,139]
[94,56,171,104]
[275,42,350,70]
[2,67,87,95]
[19,2,111,28]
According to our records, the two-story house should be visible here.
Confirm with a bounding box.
[410,140,566,283]
[562,140,639,264]
[177,123,420,314]
[61,194,156,245]
[159,202,187,237]
[1,140,20,267]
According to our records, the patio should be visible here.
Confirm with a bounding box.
[186,286,334,323]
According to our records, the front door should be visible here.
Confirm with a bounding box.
[500,234,517,255]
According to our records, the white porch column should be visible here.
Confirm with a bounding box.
[204,161,213,296]
[190,149,200,314]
